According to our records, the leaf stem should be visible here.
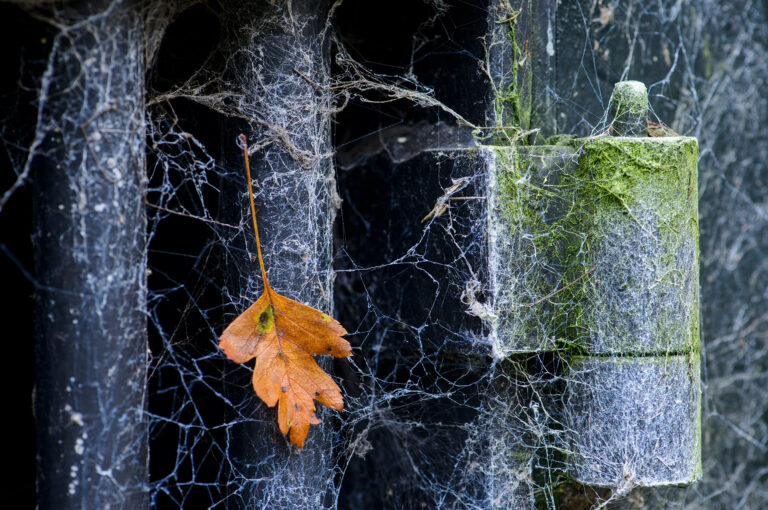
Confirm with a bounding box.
[239,134,270,289]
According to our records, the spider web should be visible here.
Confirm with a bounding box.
[1,0,767,509]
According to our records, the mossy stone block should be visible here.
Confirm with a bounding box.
[488,145,579,355]
[574,136,700,354]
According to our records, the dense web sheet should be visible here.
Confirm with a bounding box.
[1,0,767,509]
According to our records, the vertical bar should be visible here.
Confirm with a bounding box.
[32,1,147,508]
[528,0,557,138]
[488,0,533,130]
[219,1,337,507]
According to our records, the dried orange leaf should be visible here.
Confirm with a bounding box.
[219,134,351,449]
[219,282,351,448]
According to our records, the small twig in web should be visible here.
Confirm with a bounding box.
[421,177,472,223]
[144,197,239,229]
[293,67,319,88]
[494,5,521,25]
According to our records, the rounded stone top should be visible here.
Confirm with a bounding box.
[609,81,649,137]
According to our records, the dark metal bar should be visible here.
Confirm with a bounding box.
[32,1,147,508]
[219,1,337,507]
